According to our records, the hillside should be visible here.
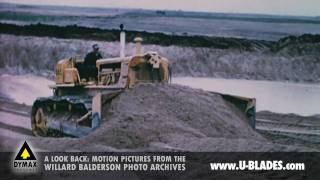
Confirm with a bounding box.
[0,23,271,50]
[0,33,320,83]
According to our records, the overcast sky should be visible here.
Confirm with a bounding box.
[1,0,320,16]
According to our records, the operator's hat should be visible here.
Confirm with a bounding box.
[92,44,99,50]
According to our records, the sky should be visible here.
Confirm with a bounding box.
[1,0,320,16]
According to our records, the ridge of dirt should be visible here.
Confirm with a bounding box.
[80,83,273,151]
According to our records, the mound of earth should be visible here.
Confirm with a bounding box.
[77,83,301,151]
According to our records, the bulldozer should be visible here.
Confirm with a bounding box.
[31,29,256,138]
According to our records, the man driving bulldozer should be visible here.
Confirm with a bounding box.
[84,44,103,81]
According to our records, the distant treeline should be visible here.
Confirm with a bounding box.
[0,23,271,51]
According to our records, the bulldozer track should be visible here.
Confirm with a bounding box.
[256,126,320,136]
[31,96,94,137]
[256,118,320,136]
[256,118,320,130]
[0,106,29,117]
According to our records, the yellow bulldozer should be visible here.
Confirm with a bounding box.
[31,29,256,137]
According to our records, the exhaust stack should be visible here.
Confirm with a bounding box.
[120,24,125,58]
[134,36,143,55]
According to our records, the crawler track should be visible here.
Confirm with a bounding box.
[31,96,93,136]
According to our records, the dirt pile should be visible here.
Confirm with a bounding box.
[80,83,288,151]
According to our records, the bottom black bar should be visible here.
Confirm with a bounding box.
[1,152,319,180]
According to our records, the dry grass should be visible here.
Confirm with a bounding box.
[1,34,319,82]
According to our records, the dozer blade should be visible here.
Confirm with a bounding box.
[210,92,256,129]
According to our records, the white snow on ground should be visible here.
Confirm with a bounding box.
[0,74,53,105]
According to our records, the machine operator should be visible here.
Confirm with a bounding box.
[84,44,103,81]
